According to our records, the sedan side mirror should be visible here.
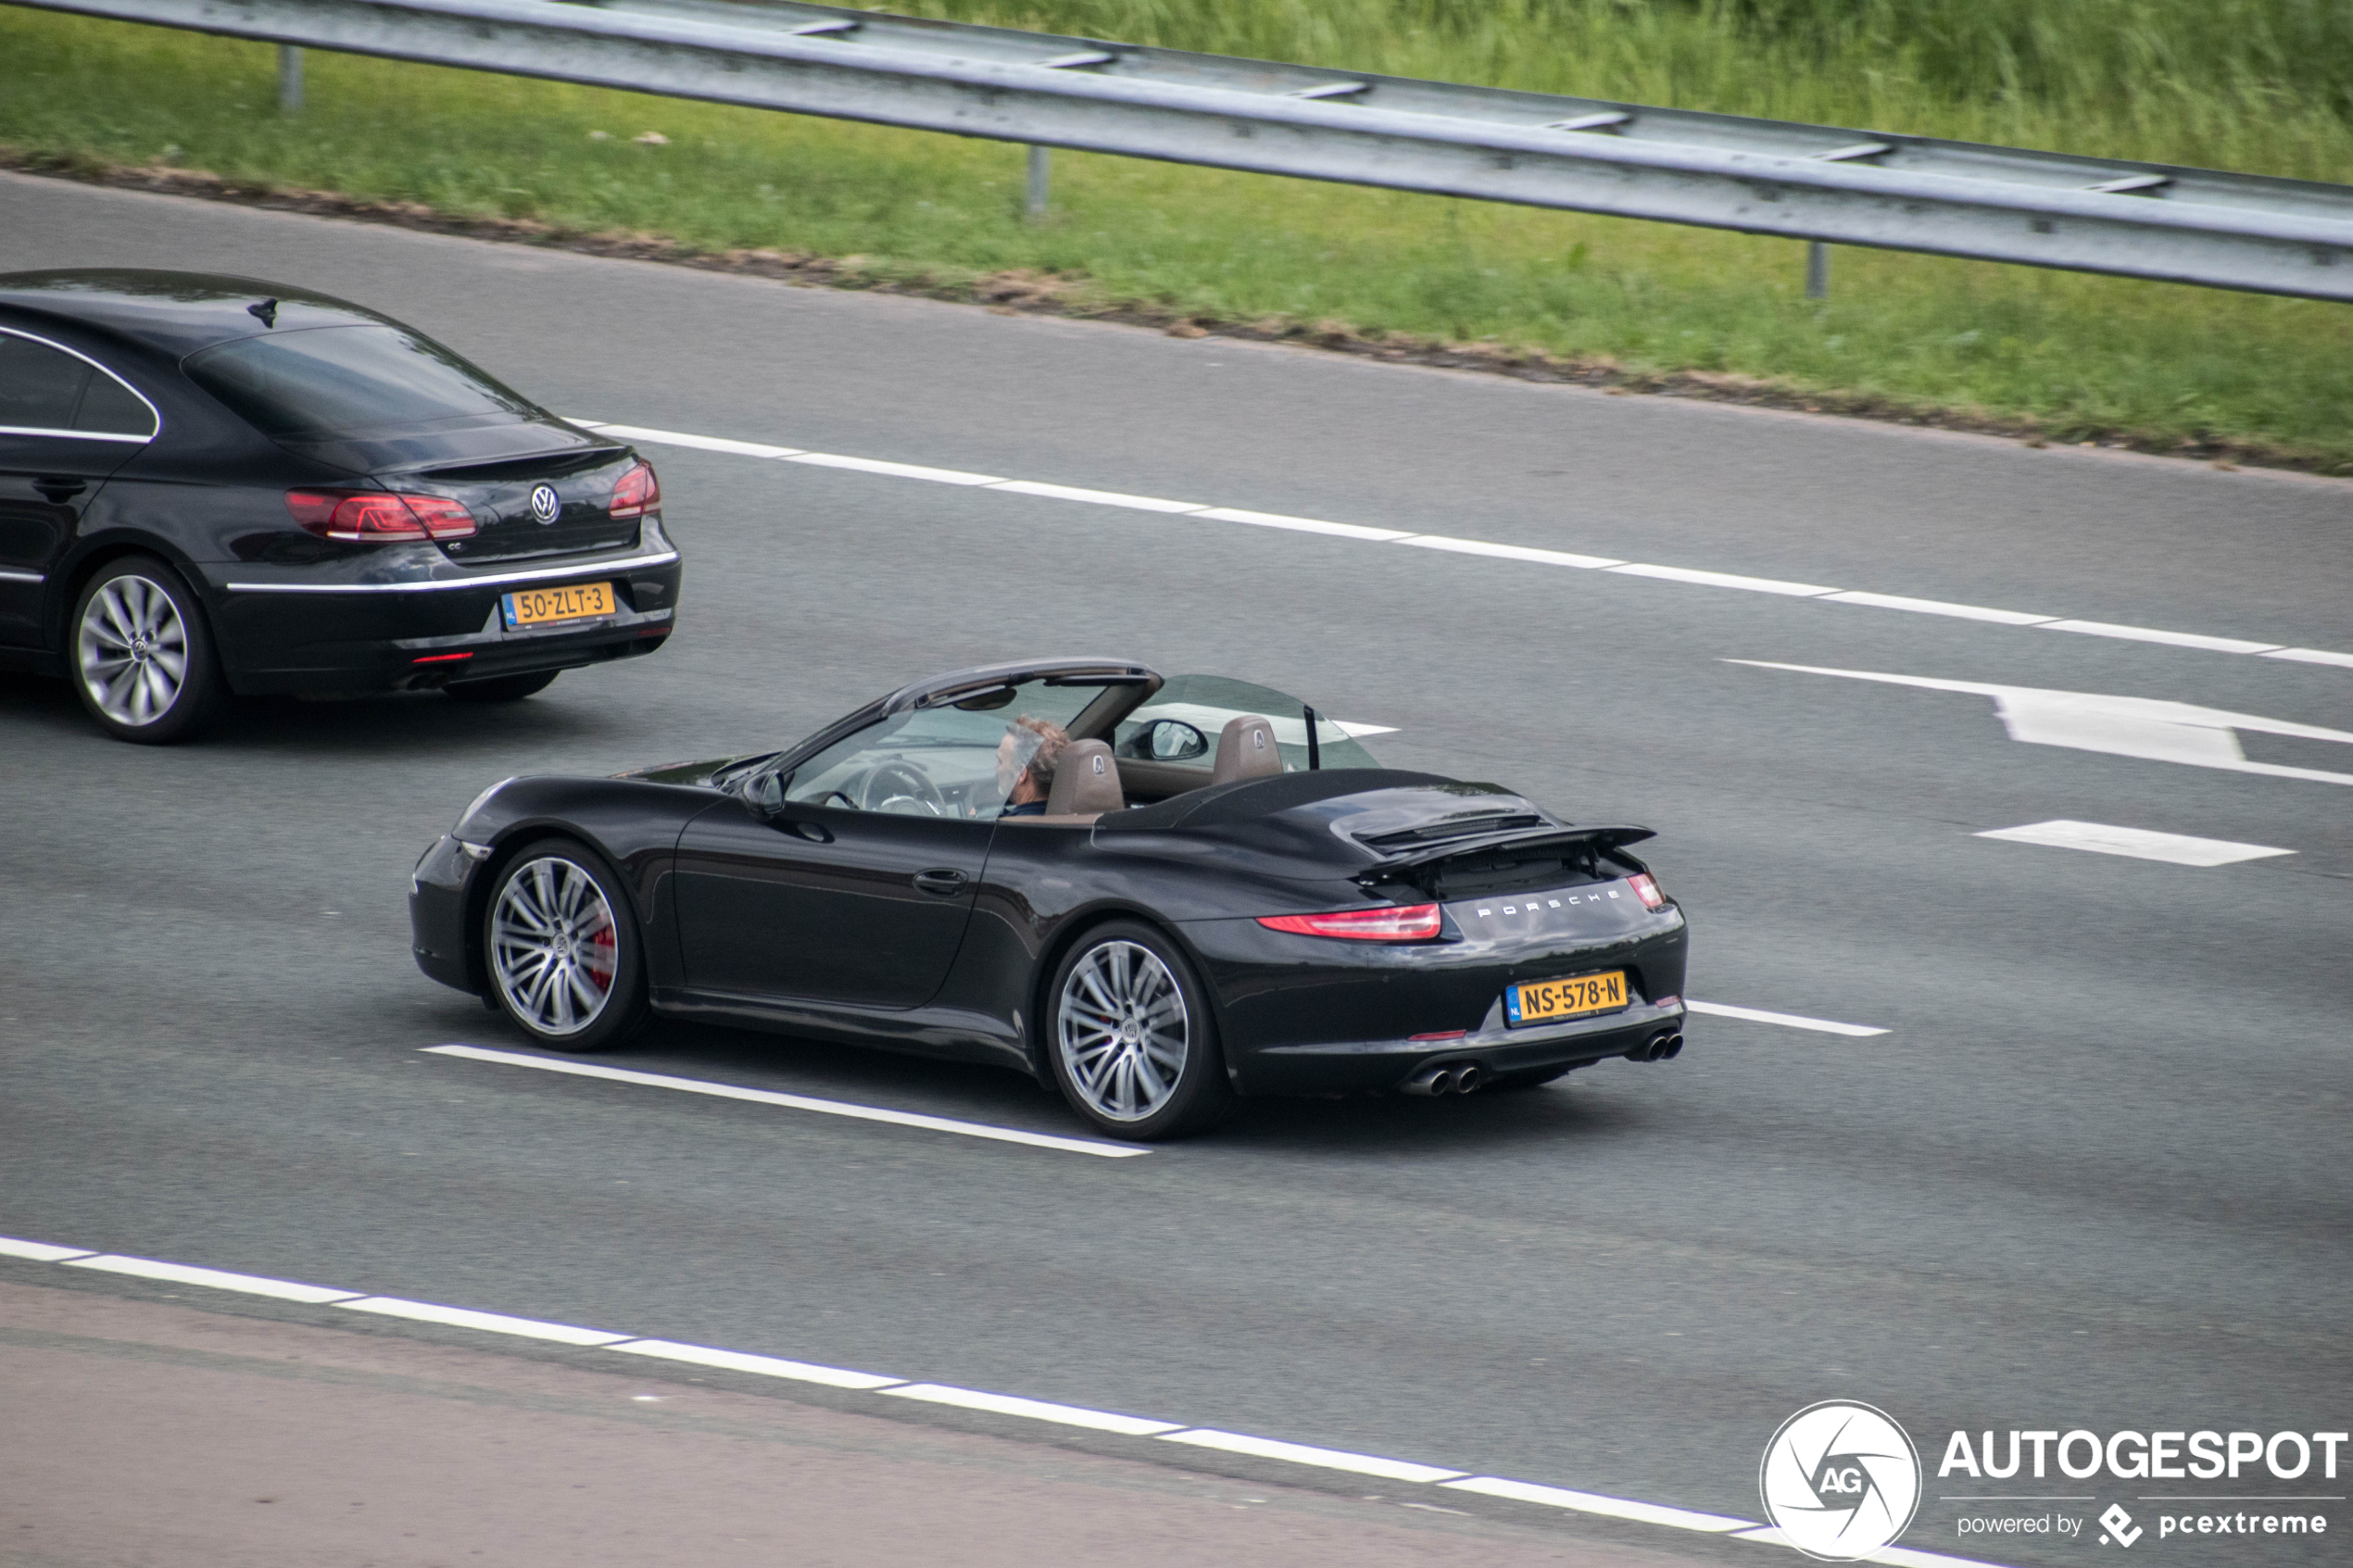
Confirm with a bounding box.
[1147,719,1209,761]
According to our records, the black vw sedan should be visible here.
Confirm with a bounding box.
[409,660,1692,1141]
[0,270,680,742]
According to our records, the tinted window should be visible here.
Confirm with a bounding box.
[184,324,537,440]
[75,370,156,436]
[0,333,92,431]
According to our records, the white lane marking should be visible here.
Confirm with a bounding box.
[786,451,1005,485]
[1732,660,2353,787]
[424,1045,1150,1158]
[573,420,803,458]
[62,1254,362,1304]
[1157,1429,1466,1484]
[336,1296,633,1345]
[1685,1000,1890,1037]
[576,416,2349,670]
[1732,1529,2016,1568]
[1442,1475,1755,1532]
[988,479,1209,513]
[1194,505,1415,542]
[1398,534,1623,570]
[2040,619,2283,655]
[610,1338,902,1390]
[1605,562,1839,597]
[1819,591,2058,626]
[0,1236,94,1261]
[883,1383,1183,1436]
[1974,820,2294,867]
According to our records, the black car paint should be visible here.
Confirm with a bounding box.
[0,270,679,694]
[411,666,1692,1099]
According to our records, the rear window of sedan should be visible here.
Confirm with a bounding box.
[183,323,537,439]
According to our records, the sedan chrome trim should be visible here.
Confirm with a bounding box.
[0,568,44,583]
[0,424,151,444]
[0,327,163,442]
[224,548,680,594]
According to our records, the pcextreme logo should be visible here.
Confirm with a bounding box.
[1760,1400,1924,1561]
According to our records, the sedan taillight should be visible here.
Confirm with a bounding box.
[1629,873,1668,910]
[1257,904,1443,941]
[609,460,660,519]
[286,490,477,541]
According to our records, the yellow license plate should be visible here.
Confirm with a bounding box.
[505,582,614,628]
[1505,970,1629,1026]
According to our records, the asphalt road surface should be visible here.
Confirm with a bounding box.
[3,169,2347,1568]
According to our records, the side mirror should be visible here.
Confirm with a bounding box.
[749,771,786,815]
[1148,719,1209,761]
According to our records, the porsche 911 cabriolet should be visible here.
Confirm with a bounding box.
[409,659,1691,1139]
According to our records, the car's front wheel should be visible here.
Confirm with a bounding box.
[71,556,226,744]
[483,839,649,1052]
[1046,922,1232,1141]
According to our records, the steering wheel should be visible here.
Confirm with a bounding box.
[857,759,948,817]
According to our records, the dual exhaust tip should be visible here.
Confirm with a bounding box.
[1630,1030,1684,1062]
[1403,1061,1484,1097]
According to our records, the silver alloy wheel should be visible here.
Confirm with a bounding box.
[489,856,618,1036]
[77,573,189,728]
[1057,939,1190,1123]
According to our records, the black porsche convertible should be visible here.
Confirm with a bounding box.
[409,659,1692,1140]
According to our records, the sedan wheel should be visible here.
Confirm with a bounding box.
[71,558,225,744]
[1048,922,1231,1140]
[484,842,648,1051]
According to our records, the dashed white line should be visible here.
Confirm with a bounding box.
[1974,820,2294,867]
[1685,1000,1890,1037]
[883,1384,1183,1436]
[571,418,2351,670]
[336,1296,634,1345]
[423,1044,1151,1158]
[1158,1429,1466,1484]
[62,1254,361,1304]
[0,1233,2029,1568]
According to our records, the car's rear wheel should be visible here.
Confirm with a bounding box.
[447,670,560,703]
[70,556,226,744]
[1046,921,1231,1141]
[483,839,648,1052]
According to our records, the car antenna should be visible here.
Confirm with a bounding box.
[1302,704,1322,770]
[247,298,278,327]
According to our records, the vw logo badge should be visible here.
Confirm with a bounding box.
[528,484,561,524]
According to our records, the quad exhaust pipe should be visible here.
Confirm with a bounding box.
[1403,1061,1485,1096]
[1629,1030,1684,1062]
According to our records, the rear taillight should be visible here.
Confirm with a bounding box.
[286,490,477,542]
[1629,873,1667,911]
[609,461,660,520]
[1258,904,1442,941]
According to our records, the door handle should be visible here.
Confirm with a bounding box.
[912,869,967,897]
[784,819,833,844]
[33,478,88,504]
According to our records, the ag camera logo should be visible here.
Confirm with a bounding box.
[1760,1400,1923,1561]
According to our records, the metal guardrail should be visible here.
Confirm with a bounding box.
[19,0,2353,301]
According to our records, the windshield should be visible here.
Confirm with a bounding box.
[184,323,539,440]
[783,678,1106,819]
[1113,674,1380,774]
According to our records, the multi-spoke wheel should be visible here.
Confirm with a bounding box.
[70,557,225,744]
[483,840,648,1051]
[1046,922,1230,1141]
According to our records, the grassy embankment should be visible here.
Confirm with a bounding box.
[4,1,2351,470]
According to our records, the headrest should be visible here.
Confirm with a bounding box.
[1211,714,1283,786]
[1045,739,1125,817]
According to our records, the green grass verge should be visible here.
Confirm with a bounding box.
[5,6,2350,470]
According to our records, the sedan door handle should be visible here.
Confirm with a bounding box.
[34,478,88,503]
[912,869,968,897]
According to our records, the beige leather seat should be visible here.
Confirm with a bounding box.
[1211,714,1283,786]
[1019,739,1126,824]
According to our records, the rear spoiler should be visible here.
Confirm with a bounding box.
[1361,823,1655,873]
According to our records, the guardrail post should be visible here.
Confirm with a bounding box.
[278,44,303,112]
[1026,144,1050,220]
[1806,241,1830,300]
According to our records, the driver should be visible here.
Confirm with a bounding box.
[995,715,1070,817]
